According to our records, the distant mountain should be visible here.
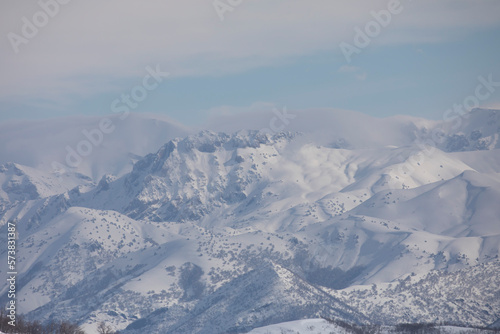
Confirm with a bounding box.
[439,108,500,152]
[0,109,499,333]
[0,113,189,180]
[1,107,498,180]
[0,162,93,204]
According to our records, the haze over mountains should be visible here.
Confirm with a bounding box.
[0,108,499,333]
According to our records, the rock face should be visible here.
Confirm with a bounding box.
[114,130,293,222]
[437,108,500,152]
[0,110,499,334]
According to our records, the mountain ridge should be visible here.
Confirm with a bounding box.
[0,109,499,333]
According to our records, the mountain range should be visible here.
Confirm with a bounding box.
[0,108,499,333]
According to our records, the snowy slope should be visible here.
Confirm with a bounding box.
[438,108,500,152]
[0,109,499,334]
[72,132,477,226]
[248,319,349,334]
[0,162,93,203]
[248,319,499,334]
[328,260,500,328]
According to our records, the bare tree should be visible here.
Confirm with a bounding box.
[97,321,115,334]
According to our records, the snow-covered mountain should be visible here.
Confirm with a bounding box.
[0,162,93,204]
[248,318,500,334]
[0,109,499,334]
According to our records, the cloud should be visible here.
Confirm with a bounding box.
[480,101,500,111]
[205,102,277,118]
[0,0,499,103]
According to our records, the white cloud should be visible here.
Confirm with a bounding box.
[480,101,500,111]
[0,0,499,102]
[205,102,277,118]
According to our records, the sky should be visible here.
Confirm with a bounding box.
[1,0,500,126]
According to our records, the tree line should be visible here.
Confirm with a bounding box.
[0,311,116,334]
